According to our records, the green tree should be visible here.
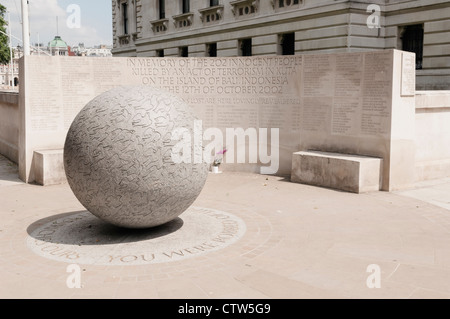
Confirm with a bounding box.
[0,4,11,65]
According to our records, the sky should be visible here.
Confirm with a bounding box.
[2,0,113,48]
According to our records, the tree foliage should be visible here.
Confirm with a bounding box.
[0,4,11,65]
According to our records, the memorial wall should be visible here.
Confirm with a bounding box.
[19,50,416,191]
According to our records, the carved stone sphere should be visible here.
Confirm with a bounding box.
[64,86,208,229]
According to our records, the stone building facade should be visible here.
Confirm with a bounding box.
[111,0,450,89]
[0,48,20,90]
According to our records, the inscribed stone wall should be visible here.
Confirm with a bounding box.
[19,50,415,190]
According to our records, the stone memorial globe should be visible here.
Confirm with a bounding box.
[64,86,208,229]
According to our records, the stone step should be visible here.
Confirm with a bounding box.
[291,151,383,193]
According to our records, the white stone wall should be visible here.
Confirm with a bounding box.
[415,91,450,181]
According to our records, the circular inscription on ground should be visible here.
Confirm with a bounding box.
[26,207,246,266]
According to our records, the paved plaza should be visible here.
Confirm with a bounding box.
[1,154,450,299]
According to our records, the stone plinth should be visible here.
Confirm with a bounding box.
[33,150,66,186]
[291,151,382,193]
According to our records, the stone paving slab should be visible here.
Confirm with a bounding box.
[395,177,450,211]
[1,155,450,299]
[0,155,22,187]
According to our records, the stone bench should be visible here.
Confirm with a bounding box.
[291,151,383,193]
[33,150,66,186]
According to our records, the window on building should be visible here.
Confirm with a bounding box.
[182,0,190,13]
[210,0,219,6]
[401,24,424,70]
[159,0,166,19]
[207,43,217,57]
[239,38,252,56]
[157,49,164,57]
[279,33,295,55]
[279,0,299,8]
[179,46,188,57]
[235,4,256,16]
[122,3,128,35]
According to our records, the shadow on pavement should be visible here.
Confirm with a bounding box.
[0,155,23,185]
[26,211,184,246]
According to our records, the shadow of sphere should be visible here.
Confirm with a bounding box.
[26,211,184,246]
